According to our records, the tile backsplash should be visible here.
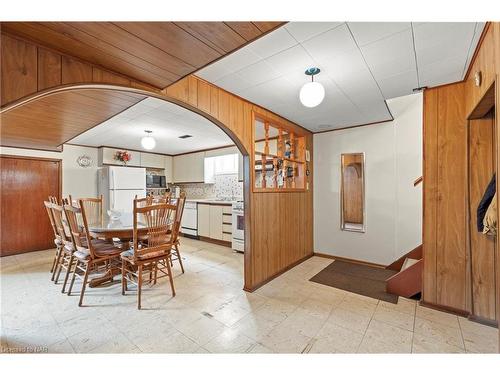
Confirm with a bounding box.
[178,173,243,199]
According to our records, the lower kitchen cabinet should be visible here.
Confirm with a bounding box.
[197,203,231,243]
[209,205,223,240]
[198,204,210,237]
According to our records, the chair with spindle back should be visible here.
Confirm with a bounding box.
[78,195,103,226]
[50,202,77,293]
[121,201,177,309]
[152,193,186,281]
[65,200,123,306]
[45,201,63,280]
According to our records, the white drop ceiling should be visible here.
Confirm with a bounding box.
[71,22,485,152]
[69,97,234,155]
[197,22,485,132]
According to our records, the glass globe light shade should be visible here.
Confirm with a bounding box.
[299,81,325,108]
[141,135,156,150]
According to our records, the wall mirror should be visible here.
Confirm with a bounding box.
[340,153,365,232]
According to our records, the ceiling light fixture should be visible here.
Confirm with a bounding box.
[141,130,156,150]
[299,67,325,108]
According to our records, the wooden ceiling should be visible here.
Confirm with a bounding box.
[1,89,146,151]
[1,22,284,89]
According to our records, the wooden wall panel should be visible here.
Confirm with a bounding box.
[37,48,61,90]
[468,114,497,322]
[61,56,93,84]
[423,83,468,311]
[435,83,468,311]
[423,88,439,304]
[1,34,37,105]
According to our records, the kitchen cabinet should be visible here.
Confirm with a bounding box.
[197,204,210,237]
[98,147,141,167]
[173,151,205,183]
[164,156,173,183]
[140,152,164,169]
[209,205,223,240]
[197,203,231,243]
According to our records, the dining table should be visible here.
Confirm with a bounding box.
[86,212,148,287]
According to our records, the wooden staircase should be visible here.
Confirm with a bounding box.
[385,245,423,298]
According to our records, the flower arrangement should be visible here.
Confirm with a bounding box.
[114,150,131,165]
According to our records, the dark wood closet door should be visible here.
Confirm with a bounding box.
[0,155,61,256]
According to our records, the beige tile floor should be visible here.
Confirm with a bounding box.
[1,237,498,354]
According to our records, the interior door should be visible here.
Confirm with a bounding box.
[0,155,61,256]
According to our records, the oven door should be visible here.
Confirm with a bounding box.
[232,210,244,240]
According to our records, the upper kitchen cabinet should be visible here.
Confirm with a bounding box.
[140,152,165,169]
[164,156,173,183]
[98,147,141,167]
[173,151,205,183]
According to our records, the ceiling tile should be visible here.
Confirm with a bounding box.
[235,60,281,86]
[246,27,298,59]
[413,22,475,67]
[284,22,343,43]
[265,45,316,76]
[360,29,416,80]
[348,22,411,46]
[301,24,358,65]
[377,70,418,99]
[214,73,253,93]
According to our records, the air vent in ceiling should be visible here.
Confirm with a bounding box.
[178,135,193,139]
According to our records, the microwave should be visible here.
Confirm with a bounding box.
[146,175,166,188]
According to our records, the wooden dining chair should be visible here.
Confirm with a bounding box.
[65,200,123,306]
[45,201,63,280]
[50,202,77,293]
[121,201,177,309]
[79,195,103,225]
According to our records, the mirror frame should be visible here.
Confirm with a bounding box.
[340,152,366,233]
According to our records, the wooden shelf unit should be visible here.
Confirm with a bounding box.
[252,112,306,192]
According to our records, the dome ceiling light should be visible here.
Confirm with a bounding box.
[141,130,156,150]
[299,67,325,108]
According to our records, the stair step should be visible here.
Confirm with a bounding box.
[402,257,419,271]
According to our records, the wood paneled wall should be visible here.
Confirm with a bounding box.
[0,33,161,107]
[0,32,314,291]
[423,82,468,312]
[468,113,497,322]
[423,23,500,336]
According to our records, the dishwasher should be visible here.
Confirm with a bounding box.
[180,201,198,237]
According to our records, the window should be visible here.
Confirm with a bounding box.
[204,154,238,183]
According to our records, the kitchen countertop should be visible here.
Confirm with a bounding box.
[185,198,240,205]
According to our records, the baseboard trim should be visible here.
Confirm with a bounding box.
[468,314,498,328]
[244,253,314,292]
[313,251,386,269]
[419,301,469,318]
[199,236,232,248]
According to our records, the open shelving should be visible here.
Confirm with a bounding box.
[252,112,307,192]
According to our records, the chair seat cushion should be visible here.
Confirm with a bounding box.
[121,247,170,262]
[54,238,63,246]
[74,250,90,260]
[93,241,122,257]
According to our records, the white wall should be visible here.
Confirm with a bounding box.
[313,93,422,265]
[0,144,99,198]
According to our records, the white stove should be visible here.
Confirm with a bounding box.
[232,201,244,252]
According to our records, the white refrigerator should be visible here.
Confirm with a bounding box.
[98,166,146,213]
